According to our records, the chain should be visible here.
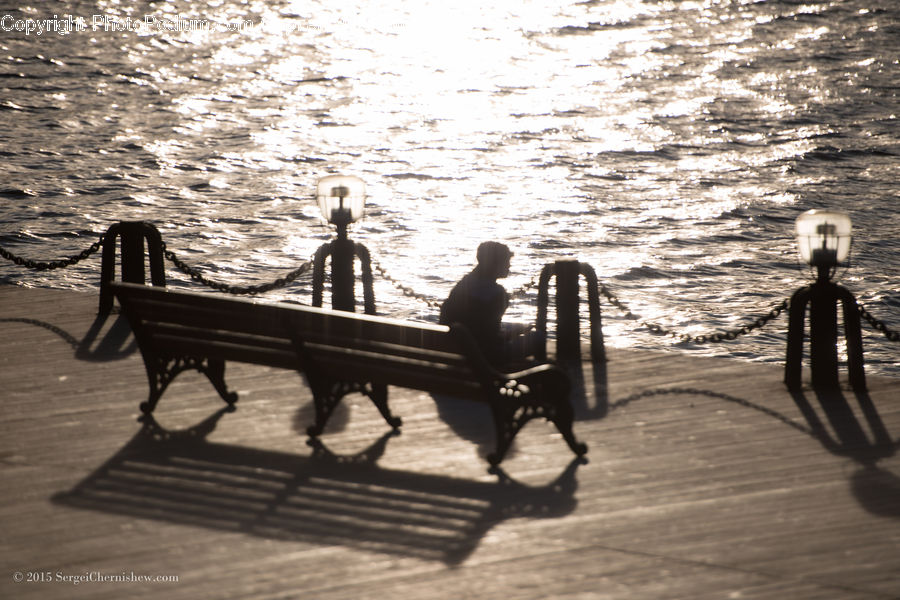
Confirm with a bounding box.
[5,233,896,345]
[858,303,900,342]
[597,281,788,343]
[369,256,443,309]
[0,235,104,270]
[596,282,641,320]
[162,243,314,295]
[370,257,543,311]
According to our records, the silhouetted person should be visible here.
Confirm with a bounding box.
[440,242,539,367]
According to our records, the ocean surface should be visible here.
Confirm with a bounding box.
[1,0,898,376]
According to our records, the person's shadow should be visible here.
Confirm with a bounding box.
[432,393,500,461]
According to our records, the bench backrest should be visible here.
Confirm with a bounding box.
[111,282,491,397]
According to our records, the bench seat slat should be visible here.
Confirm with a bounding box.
[139,320,471,372]
[301,343,480,391]
[316,359,482,398]
[124,297,459,356]
[149,334,299,370]
[147,322,295,352]
[299,335,470,368]
[118,283,456,348]
[124,298,291,340]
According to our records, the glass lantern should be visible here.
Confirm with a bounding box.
[316,175,366,227]
[795,209,852,268]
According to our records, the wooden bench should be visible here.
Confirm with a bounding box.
[111,282,587,466]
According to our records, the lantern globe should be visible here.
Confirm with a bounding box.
[316,175,366,226]
[795,209,852,267]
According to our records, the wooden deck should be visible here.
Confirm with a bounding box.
[2,286,898,600]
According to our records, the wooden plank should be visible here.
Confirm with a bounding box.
[147,334,299,370]
[2,286,899,600]
[145,322,293,352]
[113,281,455,339]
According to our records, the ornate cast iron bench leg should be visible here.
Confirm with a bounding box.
[486,370,587,466]
[205,358,239,409]
[306,378,402,437]
[139,355,238,414]
[363,382,403,430]
[305,378,349,437]
[487,400,528,466]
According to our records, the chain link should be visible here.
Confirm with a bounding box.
[369,256,444,310]
[162,242,314,295]
[858,303,900,342]
[597,282,641,320]
[0,235,104,270]
[597,281,789,343]
[370,257,543,311]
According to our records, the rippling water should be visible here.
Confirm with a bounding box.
[1,0,898,376]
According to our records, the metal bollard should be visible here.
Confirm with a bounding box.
[536,259,605,362]
[311,225,376,315]
[555,259,582,360]
[98,221,166,315]
[785,272,866,392]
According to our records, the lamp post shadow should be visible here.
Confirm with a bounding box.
[788,385,895,464]
[789,385,900,519]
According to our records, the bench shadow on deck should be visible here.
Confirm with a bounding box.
[52,408,585,566]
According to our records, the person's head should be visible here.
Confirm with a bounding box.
[475,241,512,279]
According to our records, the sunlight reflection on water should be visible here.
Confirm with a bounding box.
[1,0,898,374]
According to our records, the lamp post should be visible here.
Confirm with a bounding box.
[785,209,866,391]
[311,175,375,314]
